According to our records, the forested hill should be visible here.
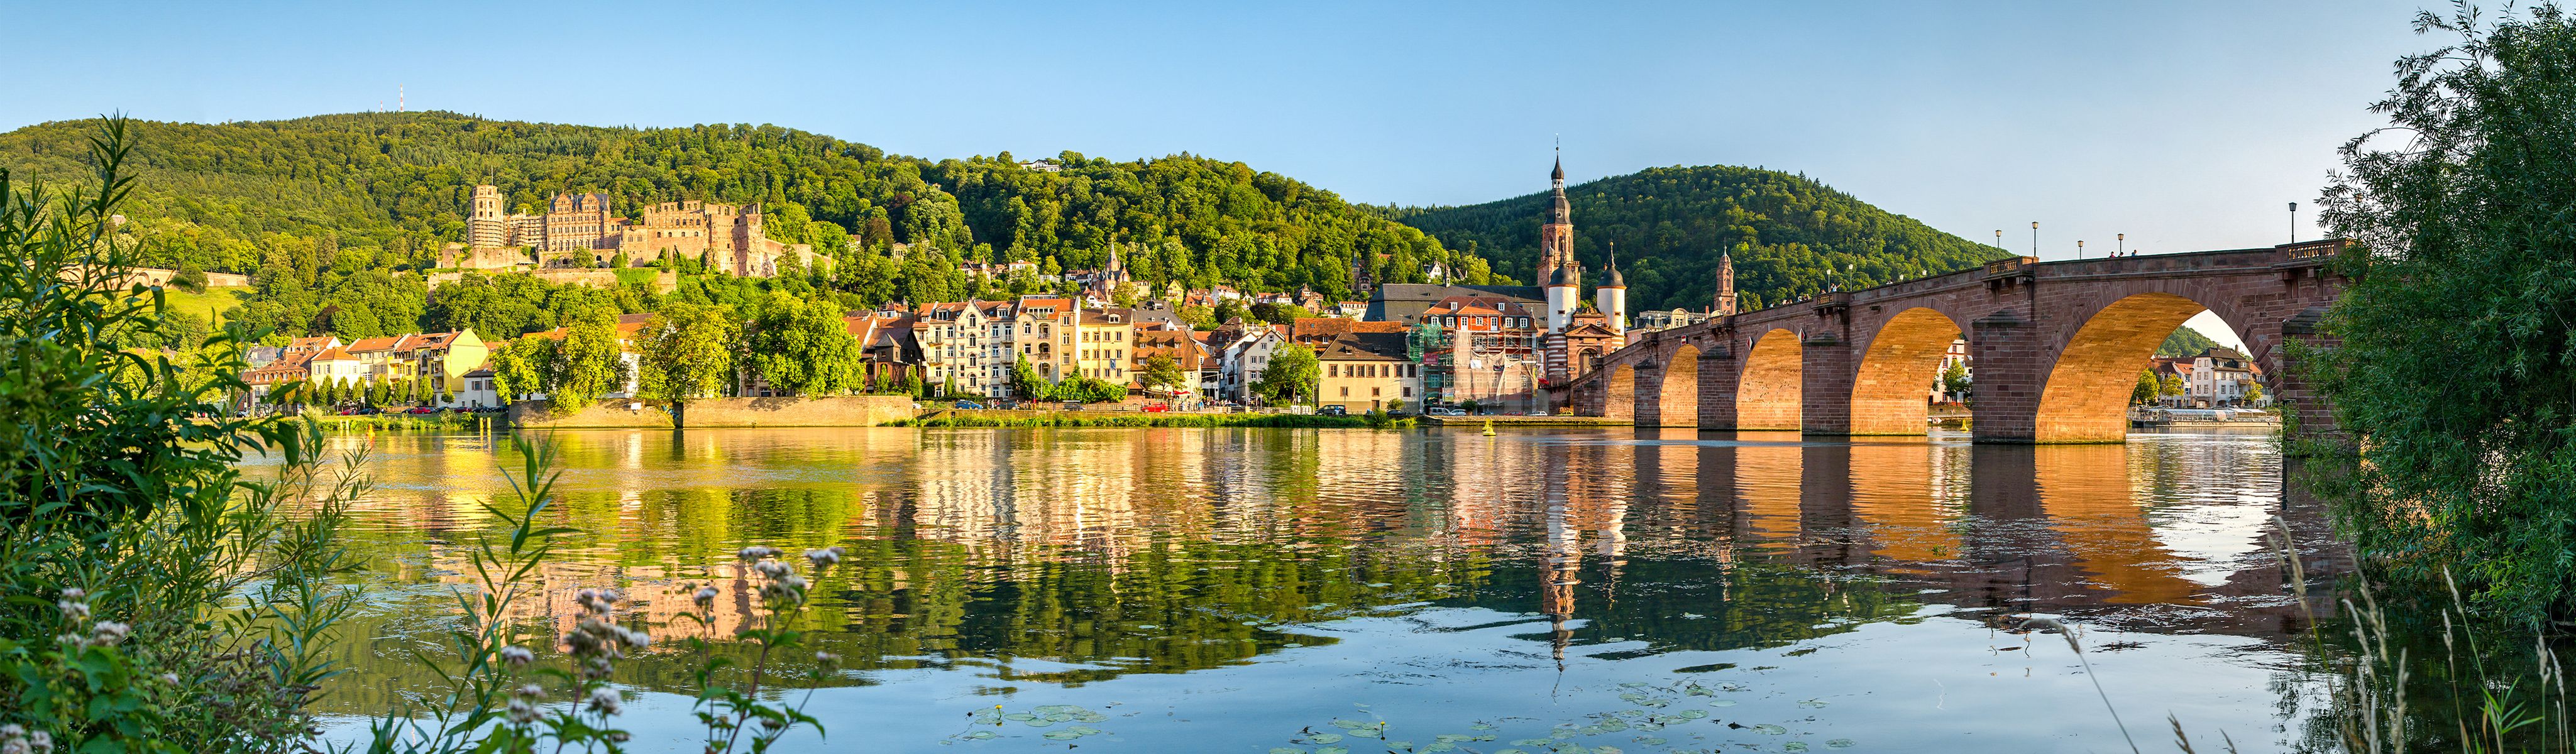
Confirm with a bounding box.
[0,112,1498,301]
[1384,165,2008,313]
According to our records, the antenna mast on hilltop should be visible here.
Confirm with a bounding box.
[399,85,405,112]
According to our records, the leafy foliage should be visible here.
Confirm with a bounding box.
[2311,3,2576,624]
[0,117,361,753]
[0,113,1504,325]
[636,303,739,429]
[1387,165,2009,312]
[742,292,864,396]
[1254,344,1319,406]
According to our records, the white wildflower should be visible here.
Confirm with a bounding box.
[588,687,624,715]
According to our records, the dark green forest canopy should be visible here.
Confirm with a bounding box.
[1384,165,2011,312]
[0,112,1497,301]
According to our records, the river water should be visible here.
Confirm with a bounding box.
[305,426,2349,753]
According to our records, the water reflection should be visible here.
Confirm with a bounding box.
[311,427,2337,752]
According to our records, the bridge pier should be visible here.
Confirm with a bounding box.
[1697,346,1737,429]
[1799,331,1854,435]
[1967,310,2045,443]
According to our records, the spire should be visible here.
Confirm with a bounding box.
[1602,241,1624,288]
[1714,248,1738,315]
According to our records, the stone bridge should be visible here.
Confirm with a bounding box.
[1551,241,2348,443]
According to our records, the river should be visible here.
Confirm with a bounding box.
[303,426,2348,753]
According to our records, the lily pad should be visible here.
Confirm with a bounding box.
[1307,733,1343,744]
[1797,699,1829,708]
[1709,699,1738,707]
[1785,743,1810,752]
[1751,723,1788,735]
[1826,740,1858,749]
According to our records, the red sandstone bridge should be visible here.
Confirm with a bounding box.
[1551,241,2347,443]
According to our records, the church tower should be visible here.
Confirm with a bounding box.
[1537,154,1575,287]
[1713,249,1739,315]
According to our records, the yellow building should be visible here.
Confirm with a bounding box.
[409,331,489,399]
[1076,308,1136,386]
[1318,332,1420,412]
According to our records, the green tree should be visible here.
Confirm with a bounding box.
[743,292,864,396]
[1254,344,1319,406]
[2132,371,2160,405]
[636,302,739,430]
[1140,353,1185,394]
[2158,374,2184,399]
[488,337,549,403]
[1940,360,1971,400]
[2312,4,2576,623]
[2242,381,2263,405]
[1008,355,1055,401]
[545,310,624,414]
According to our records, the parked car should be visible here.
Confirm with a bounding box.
[994,400,1021,410]
[955,400,984,410]
[1062,402,1085,411]
[407,407,438,415]
[1142,403,1169,413]
[1319,405,1348,416]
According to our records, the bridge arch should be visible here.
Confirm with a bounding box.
[1738,329,1801,430]
[1642,344,1702,427]
[1603,364,1636,420]
[1849,307,1968,435]
[2033,290,2257,443]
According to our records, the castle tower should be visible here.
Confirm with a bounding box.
[1713,249,1738,315]
[1546,261,1580,333]
[467,185,507,248]
[1537,154,1575,286]
[1596,242,1626,334]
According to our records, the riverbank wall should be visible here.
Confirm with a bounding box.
[1418,415,1633,427]
[900,410,1395,428]
[511,396,915,429]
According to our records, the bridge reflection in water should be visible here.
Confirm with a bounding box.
[313,427,2343,751]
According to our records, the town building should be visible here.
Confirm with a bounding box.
[1130,325,1209,397]
[2186,347,2262,407]
[915,300,1016,397]
[1317,331,1420,412]
[1075,309,1136,385]
[1008,296,1080,385]
[1219,325,1287,403]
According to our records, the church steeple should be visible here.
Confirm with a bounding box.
[1713,249,1738,316]
[1538,148,1575,287]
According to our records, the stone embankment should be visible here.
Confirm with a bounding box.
[512,396,915,429]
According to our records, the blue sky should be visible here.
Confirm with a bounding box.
[4,1,2435,341]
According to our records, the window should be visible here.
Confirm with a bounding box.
[1340,386,1350,397]
[1372,387,1381,397]
[1328,365,1338,377]
[1402,386,1413,397]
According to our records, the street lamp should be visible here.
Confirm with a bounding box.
[2030,222,2039,256]
[2077,239,2084,259]
[2117,232,2125,257]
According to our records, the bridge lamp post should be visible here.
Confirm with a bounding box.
[2289,202,2299,243]
[2030,222,2039,257]
[2118,232,2125,257]
[2078,239,2084,259]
